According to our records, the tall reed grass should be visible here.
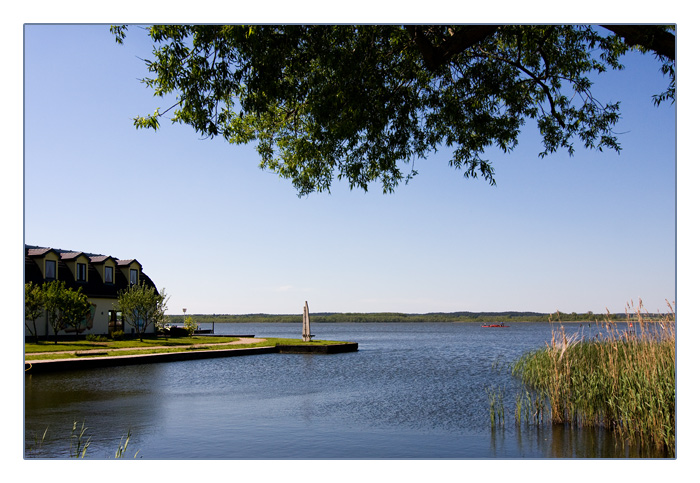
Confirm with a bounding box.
[511,299,675,456]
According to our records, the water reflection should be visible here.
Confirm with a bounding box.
[489,423,668,458]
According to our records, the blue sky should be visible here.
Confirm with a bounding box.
[20,24,677,316]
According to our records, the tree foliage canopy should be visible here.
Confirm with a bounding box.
[112,24,675,195]
[41,281,92,343]
[117,282,169,341]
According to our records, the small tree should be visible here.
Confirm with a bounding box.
[117,283,169,341]
[42,281,92,343]
[43,281,69,344]
[183,315,197,336]
[61,289,92,339]
[25,282,45,343]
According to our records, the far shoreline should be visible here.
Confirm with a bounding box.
[166,311,647,325]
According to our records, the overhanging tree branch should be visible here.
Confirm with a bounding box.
[601,25,675,60]
[406,25,502,71]
[114,25,674,195]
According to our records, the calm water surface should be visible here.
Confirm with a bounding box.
[24,322,651,459]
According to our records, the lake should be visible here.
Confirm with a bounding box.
[24,322,660,459]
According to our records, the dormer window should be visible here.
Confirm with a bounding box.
[130,269,138,285]
[105,266,113,283]
[45,260,56,280]
[77,263,87,282]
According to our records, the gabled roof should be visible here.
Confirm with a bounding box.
[27,246,59,257]
[89,255,115,264]
[60,251,88,261]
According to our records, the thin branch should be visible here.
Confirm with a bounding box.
[476,47,565,128]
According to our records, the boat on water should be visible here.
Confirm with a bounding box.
[481,323,509,328]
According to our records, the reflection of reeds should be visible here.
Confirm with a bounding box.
[512,299,675,456]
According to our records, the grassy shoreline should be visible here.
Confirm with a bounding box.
[25,336,351,361]
[25,336,241,353]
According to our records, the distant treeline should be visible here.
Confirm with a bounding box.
[167,311,630,324]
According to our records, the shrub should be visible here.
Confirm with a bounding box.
[111,330,124,341]
[86,334,109,342]
[168,327,189,338]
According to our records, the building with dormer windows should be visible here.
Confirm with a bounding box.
[24,245,159,338]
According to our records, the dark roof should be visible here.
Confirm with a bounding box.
[24,245,157,298]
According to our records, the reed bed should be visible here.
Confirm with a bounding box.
[511,300,675,456]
